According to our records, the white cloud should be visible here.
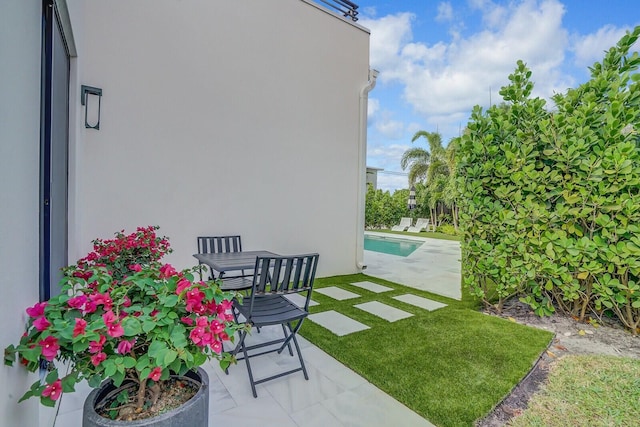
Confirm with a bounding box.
[374,114,405,139]
[368,98,380,118]
[361,0,574,138]
[436,2,453,22]
[571,25,635,68]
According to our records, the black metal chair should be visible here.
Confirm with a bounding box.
[196,235,249,281]
[230,253,319,397]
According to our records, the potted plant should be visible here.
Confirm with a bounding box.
[4,226,244,425]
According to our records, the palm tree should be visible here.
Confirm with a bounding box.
[401,131,449,227]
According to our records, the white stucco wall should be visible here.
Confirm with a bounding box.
[71,0,371,276]
[0,1,45,425]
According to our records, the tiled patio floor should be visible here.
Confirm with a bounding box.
[54,324,433,427]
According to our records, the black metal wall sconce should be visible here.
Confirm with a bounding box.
[81,85,102,129]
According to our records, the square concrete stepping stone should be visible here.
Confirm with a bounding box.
[285,293,319,307]
[354,301,413,322]
[393,294,447,311]
[314,286,360,300]
[350,281,393,293]
[308,310,370,336]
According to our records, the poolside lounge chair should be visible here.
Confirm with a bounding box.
[391,217,412,231]
[407,218,430,233]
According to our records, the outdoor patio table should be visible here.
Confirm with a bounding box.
[193,250,279,279]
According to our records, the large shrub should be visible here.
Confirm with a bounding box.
[457,27,640,333]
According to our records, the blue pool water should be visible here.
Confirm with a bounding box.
[364,235,423,257]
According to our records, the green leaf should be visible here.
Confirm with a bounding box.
[122,317,142,336]
[163,295,179,307]
[148,341,168,360]
[142,320,156,333]
[123,356,137,369]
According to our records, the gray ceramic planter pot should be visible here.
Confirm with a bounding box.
[82,367,209,427]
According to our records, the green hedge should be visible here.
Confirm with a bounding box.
[456,27,640,333]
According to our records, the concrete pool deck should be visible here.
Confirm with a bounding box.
[363,232,462,300]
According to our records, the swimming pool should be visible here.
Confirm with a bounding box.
[364,235,423,257]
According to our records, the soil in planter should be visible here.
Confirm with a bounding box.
[96,377,199,422]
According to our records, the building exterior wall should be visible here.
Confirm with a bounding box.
[0,1,370,423]
[0,1,45,425]
[71,0,371,276]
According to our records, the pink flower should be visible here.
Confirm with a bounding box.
[102,311,118,325]
[185,289,205,313]
[39,336,59,361]
[91,292,113,310]
[148,367,162,381]
[84,300,97,314]
[196,316,209,327]
[26,302,47,318]
[73,318,87,337]
[91,352,107,366]
[117,339,135,354]
[33,316,51,331]
[175,278,192,295]
[106,322,124,338]
[89,335,106,354]
[210,320,224,335]
[210,340,222,354]
[159,264,177,278]
[129,264,142,272]
[68,295,87,309]
[180,316,194,326]
[42,379,62,401]
[122,296,132,307]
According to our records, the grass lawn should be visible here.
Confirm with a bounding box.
[299,274,553,427]
[511,355,640,427]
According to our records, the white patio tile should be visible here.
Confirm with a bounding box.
[321,383,434,427]
[354,301,413,322]
[53,408,81,427]
[393,294,448,311]
[314,286,361,300]
[209,394,298,427]
[264,364,345,413]
[290,402,346,427]
[286,293,319,307]
[350,281,393,293]
[308,310,370,336]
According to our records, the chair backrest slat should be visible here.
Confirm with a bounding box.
[249,254,319,310]
[197,235,242,254]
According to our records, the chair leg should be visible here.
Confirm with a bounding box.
[281,324,294,356]
[241,335,258,398]
[290,329,309,381]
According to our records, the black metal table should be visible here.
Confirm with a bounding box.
[193,250,279,279]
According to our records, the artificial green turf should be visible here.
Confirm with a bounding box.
[299,274,553,427]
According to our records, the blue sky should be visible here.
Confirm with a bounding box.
[359,0,639,192]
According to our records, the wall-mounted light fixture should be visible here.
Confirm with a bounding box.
[408,185,416,210]
[81,85,102,130]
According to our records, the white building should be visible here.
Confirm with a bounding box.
[1,1,374,424]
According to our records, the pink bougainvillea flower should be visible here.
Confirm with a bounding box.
[26,302,47,318]
[39,336,59,361]
[129,263,142,272]
[117,339,135,354]
[83,300,97,314]
[42,379,62,401]
[150,309,158,317]
[159,264,177,278]
[73,318,87,337]
[91,292,113,310]
[122,295,132,307]
[67,294,87,310]
[148,367,162,381]
[175,278,192,295]
[106,322,124,338]
[210,320,224,335]
[33,316,51,331]
[185,289,205,313]
[180,316,194,326]
[196,316,209,327]
[210,340,222,354]
[89,335,106,354]
[102,310,117,325]
[90,352,107,367]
